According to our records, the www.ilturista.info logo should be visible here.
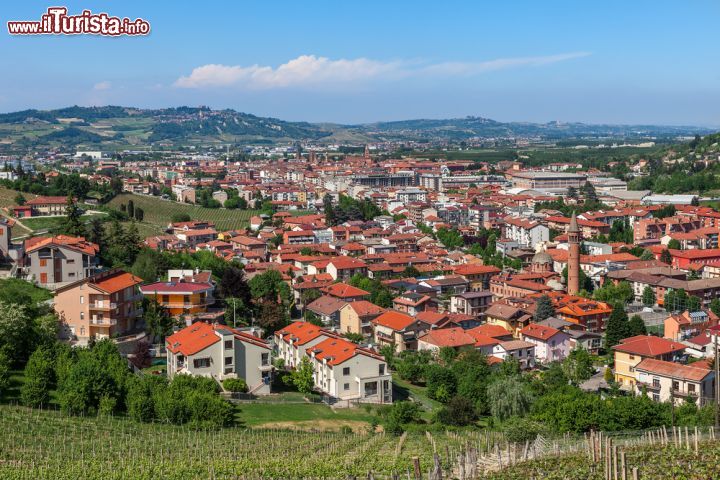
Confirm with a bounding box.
[7,7,150,36]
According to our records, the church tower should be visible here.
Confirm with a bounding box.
[567,212,581,295]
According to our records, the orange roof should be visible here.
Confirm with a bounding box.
[520,323,563,341]
[635,358,711,382]
[419,327,476,348]
[344,300,386,316]
[467,324,512,339]
[372,310,416,331]
[321,283,370,299]
[275,320,333,346]
[453,264,502,276]
[25,235,99,256]
[329,257,367,269]
[613,335,686,357]
[93,271,143,293]
[308,337,381,366]
[166,322,219,356]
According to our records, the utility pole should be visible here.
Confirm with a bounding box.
[715,332,719,429]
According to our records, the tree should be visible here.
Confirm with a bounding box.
[63,194,84,237]
[486,377,534,421]
[134,207,144,221]
[583,181,598,203]
[594,281,634,304]
[85,217,105,249]
[21,346,55,407]
[384,400,422,435]
[628,315,647,336]
[562,348,594,386]
[219,266,252,304]
[403,265,421,278]
[257,300,288,334]
[660,249,672,264]
[14,193,26,206]
[126,200,135,219]
[0,352,9,399]
[425,364,457,403]
[323,193,335,226]
[687,295,702,312]
[289,357,314,395]
[0,301,31,364]
[567,186,578,200]
[143,300,174,342]
[604,303,629,349]
[642,286,656,307]
[435,396,477,426]
[131,248,166,282]
[667,239,681,250]
[171,213,192,223]
[710,298,720,317]
[533,295,556,321]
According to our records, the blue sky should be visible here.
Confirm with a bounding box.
[2,1,720,125]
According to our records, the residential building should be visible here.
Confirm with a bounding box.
[165,322,273,394]
[339,301,387,336]
[520,323,571,364]
[372,310,426,353]
[307,336,392,404]
[492,340,536,369]
[612,335,686,386]
[634,358,715,405]
[140,270,215,316]
[22,235,100,289]
[54,269,143,342]
[450,290,493,318]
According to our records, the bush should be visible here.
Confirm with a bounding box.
[435,396,477,426]
[502,416,546,443]
[223,378,248,393]
[383,401,422,436]
[21,346,55,407]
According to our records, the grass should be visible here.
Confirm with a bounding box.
[236,402,375,429]
[0,278,52,303]
[392,377,442,417]
[107,193,262,231]
[19,213,104,232]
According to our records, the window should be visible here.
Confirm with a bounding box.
[672,380,679,391]
[343,367,350,376]
[629,355,635,360]
[183,295,190,304]
[80,296,84,304]
[80,312,84,320]
[364,381,378,396]
[224,357,233,365]
[343,383,350,391]
[688,384,696,393]
[67,259,75,264]
[652,394,660,402]
[261,353,270,366]
[193,358,211,368]
[162,295,169,304]
[224,340,233,349]
[652,378,661,388]
[40,259,47,267]
[379,364,385,375]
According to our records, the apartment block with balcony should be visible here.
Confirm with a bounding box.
[140,269,215,316]
[54,269,144,342]
[634,358,715,406]
[22,235,100,290]
[166,322,273,395]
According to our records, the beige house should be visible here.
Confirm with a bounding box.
[339,301,386,336]
[307,336,392,405]
[54,269,144,342]
[166,322,273,395]
[634,358,715,406]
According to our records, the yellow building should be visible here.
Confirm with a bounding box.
[140,270,215,316]
[611,335,686,387]
[484,303,532,338]
[339,301,386,337]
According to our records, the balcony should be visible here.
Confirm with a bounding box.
[638,381,661,391]
[90,302,117,311]
[90,317,117,326]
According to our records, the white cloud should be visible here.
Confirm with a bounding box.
[174,52,591,89]
[93,81,112,91]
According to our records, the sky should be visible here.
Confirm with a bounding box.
[2,1,720,126]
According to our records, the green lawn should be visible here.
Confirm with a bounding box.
[20,213,105,232]
[391,377,441,420]
[0,278,52,303]
[236,402,375,429]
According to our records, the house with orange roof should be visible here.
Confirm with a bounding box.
[25,195,70,216]
[612,335,686,387]
[306,336,392,404]
[633,358,714,405]
[320,283,370,302]
[554,296,613,333]
[417,327,478,352]
[139,269,215,317]
[491,340,536,369]
[54,269,143,342]
[339,301,387,337]
[326,257,368,281]
[22,235,100,289]
[166,322,273,394]
[453,264,502,290]
[519,323,571,364]
[275,321,341,368]
[372,310,427,353]
[664,310,718,342]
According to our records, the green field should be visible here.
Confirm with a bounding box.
[107,193,261,231]
[0,404,477,478]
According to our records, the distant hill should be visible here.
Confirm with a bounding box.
[0,105,713,150]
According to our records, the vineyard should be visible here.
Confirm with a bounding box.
[0,405,478,479]
[106,193,262,232]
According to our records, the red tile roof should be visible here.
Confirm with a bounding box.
[520,323,563,341]
[93,271,143,294]
[166,322,219,356]
[419,327,476,348]
[321,283,370,299]
[613,335,686,357]
[372,310,416,331]
[307,337,382,366]
[635,358,711,382]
